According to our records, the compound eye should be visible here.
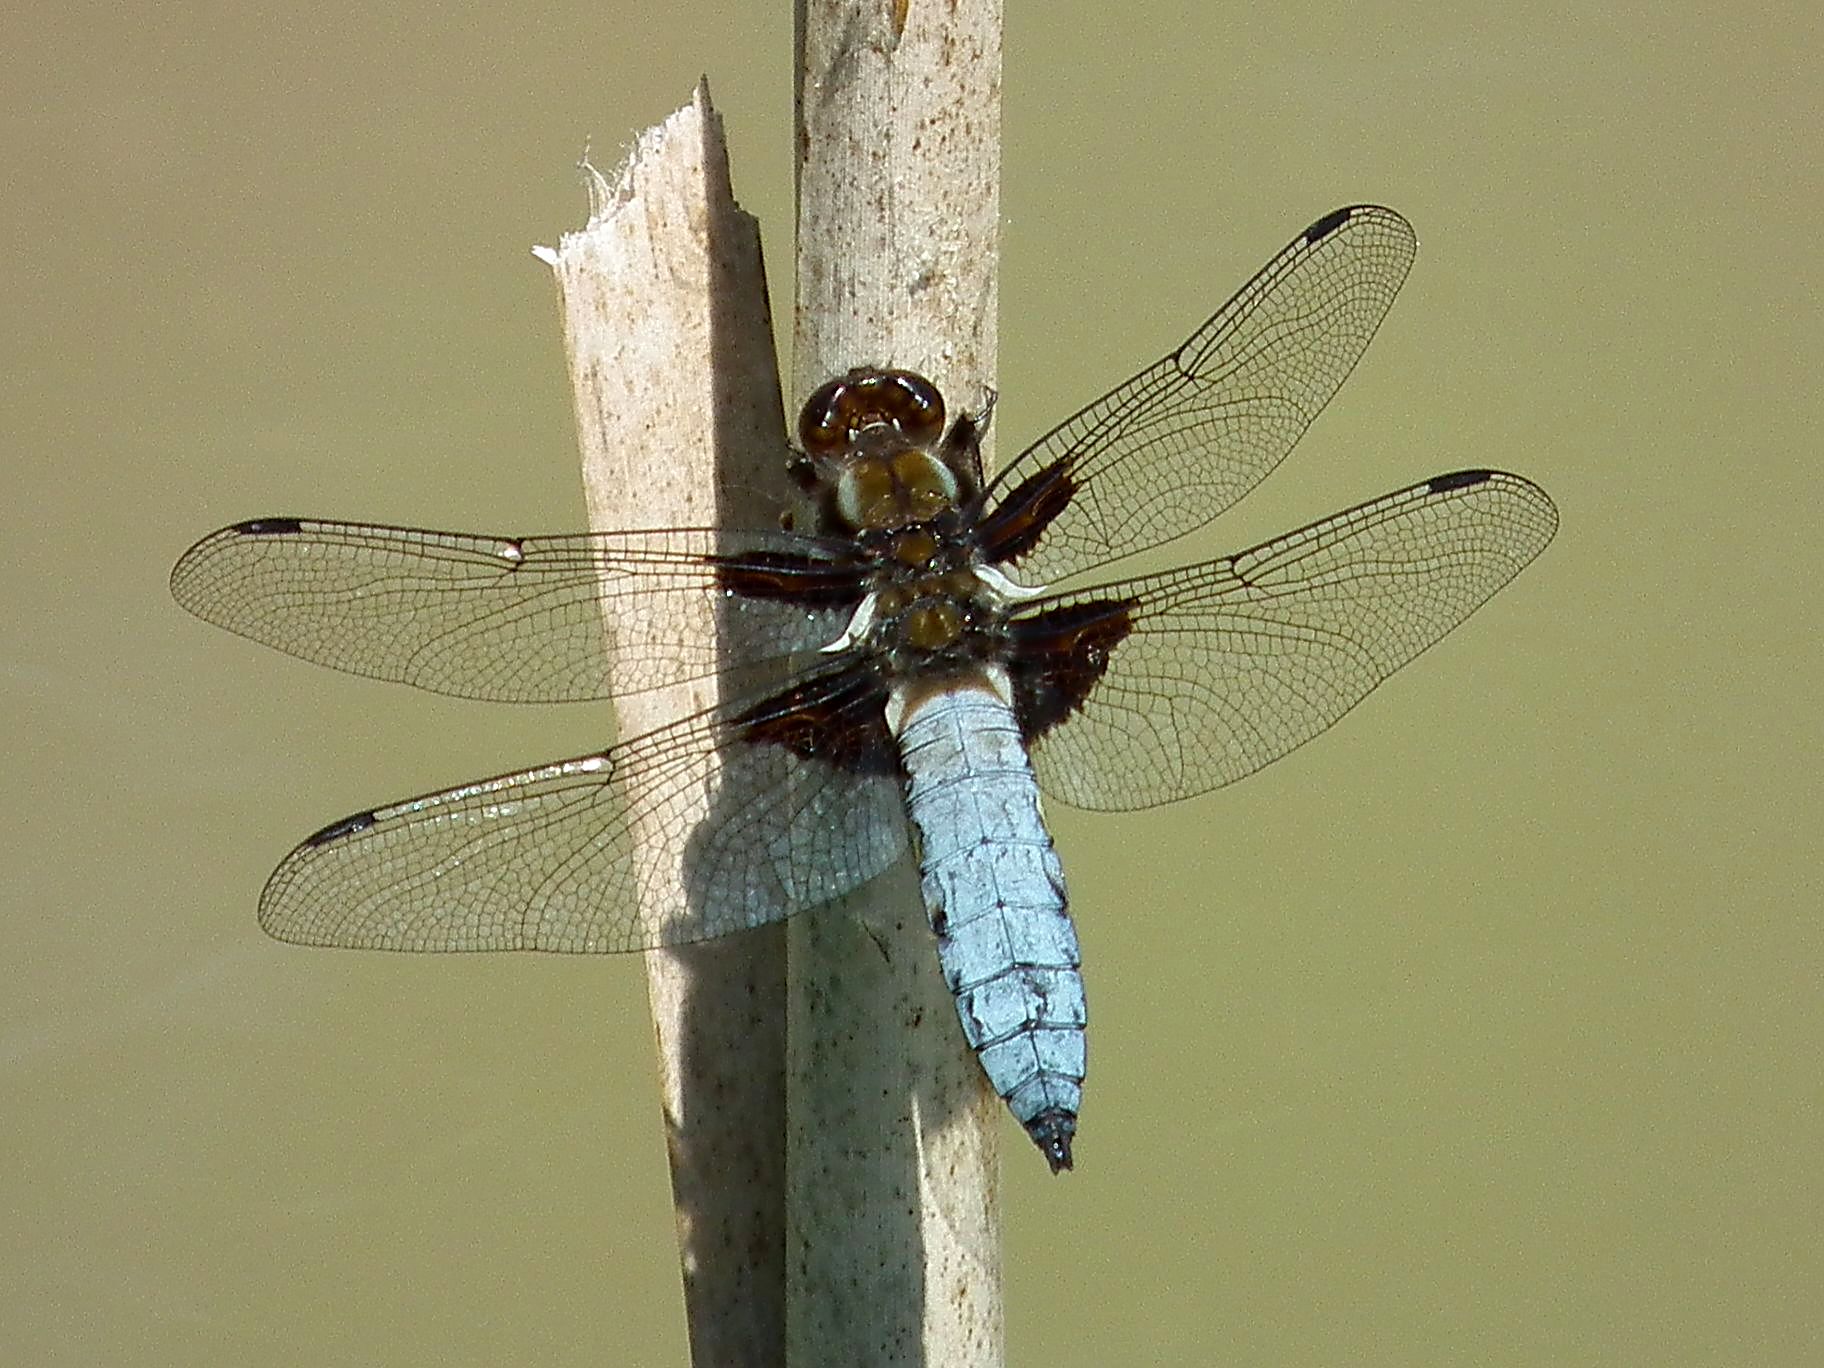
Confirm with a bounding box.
[797,375,854,456]
[881,371,945,447]
[797,369,949,455]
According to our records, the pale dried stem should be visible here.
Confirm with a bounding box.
[538,83,789,1364]
[789,1,1008,1363]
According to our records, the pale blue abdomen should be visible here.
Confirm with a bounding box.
[894,683,1086,1171]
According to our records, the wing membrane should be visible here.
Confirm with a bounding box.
[170,520,864,703]
[1026,470,1558,810]
[257,698,908,952]
[989,205,1418,584]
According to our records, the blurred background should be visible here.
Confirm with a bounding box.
[4,1,1819,1362]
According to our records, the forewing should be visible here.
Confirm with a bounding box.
[171,519,864,703]
[257,701,909,952]
[1025,471,1558,810]
[988,206,1418,584]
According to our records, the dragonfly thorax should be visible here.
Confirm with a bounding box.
[833,448,962,531]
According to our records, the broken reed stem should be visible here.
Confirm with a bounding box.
[539,84,790,1364]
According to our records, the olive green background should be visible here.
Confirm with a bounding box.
[5,1,1818,1363]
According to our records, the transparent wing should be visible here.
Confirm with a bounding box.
[1025,470,1558,810]
[170,519,865,703]
[257,697,909,952]
[988,205,1418,584]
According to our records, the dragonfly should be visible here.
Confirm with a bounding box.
[172,205,1557,1171]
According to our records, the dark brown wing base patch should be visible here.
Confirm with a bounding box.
[1006,598,1138,741]
[974,459,1078,567]
[729,662,897,774]
[713,551,869,606]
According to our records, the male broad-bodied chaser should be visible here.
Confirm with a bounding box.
[172,206,1557,1171]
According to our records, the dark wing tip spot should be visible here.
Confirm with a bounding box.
[1306,205,1354,244]
[305,810,377,847]
[1427,469,1495,494]
[234,517,305,537]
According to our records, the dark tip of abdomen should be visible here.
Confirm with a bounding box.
[1027,1108,1076,1173]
